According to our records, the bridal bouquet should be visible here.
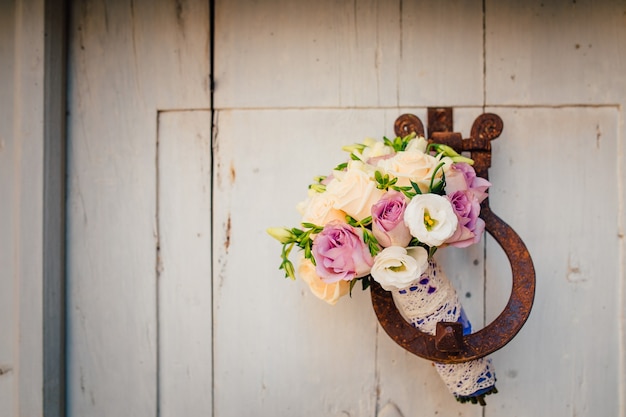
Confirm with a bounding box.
[268,133,497,403]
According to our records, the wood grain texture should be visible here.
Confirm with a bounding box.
[214,0,483,109]
[0,0,48,415]
[66,1,210,415]
[486,0,626,106]
[484,107,621,416]
[61,1,626,416]
[0,1,18,413]
[157,110,213,416]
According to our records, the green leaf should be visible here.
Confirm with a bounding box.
[349,279,358,296]
[334,162,348,171]
[410,180,422,195]
[361,276,371,290]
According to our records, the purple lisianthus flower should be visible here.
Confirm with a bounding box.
[371,191,412,248]
[312,221,374,283]
[445,190,485,248]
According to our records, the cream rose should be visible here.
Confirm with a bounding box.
[404,194,458,247]
[325,163,385,221]
[298,192,346,226]
[298,256,350,305]
[376,148,441,190]
[370,246,429,290]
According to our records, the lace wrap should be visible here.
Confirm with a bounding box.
[391,259,497,399]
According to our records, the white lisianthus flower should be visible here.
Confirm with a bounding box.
[370,246,429,290]
[404,194,458,247]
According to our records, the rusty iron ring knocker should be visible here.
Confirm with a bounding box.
[370,111,536,364]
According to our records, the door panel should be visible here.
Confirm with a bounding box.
[485,107,621,416]
[66,0,626,416]
[66,1,210,415]
[157,110,213,416]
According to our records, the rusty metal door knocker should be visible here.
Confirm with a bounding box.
[370,109,536,364]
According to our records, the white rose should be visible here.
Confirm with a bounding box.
[298,192,346,226]
[326,164,385,221]
[404,194,458,247]
[370,246,429,290]
[376,148,441,190]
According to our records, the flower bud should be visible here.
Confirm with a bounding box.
[266,227,293,243]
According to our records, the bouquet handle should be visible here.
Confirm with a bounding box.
[370,111,536,364]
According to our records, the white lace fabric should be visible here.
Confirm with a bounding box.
[391,260,496,398]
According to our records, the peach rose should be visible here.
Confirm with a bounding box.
[298,256,350,305]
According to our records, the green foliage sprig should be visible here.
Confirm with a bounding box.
[267,223,323,280]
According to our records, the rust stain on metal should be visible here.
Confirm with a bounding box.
[427,107,453,138]
[371,110,536,364]
[394,114,425,138]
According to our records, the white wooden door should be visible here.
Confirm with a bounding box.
[66,1,212,415]
[67,1,626,416]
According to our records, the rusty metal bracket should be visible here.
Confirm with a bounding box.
[371,110,536,364]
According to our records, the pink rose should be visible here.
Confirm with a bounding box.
[445,163,491,203]
[444,190,485,248]
[312,221,374,283]
[371,191,412,248]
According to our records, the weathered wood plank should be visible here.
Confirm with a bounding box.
[214,0,483,109]
[157,110,213,416]
[43,0,68,415]
[66,0,210,415]
[0,0,51,415]
[486,0,626,105]
[484,107,621,416]
[0,1,18,412]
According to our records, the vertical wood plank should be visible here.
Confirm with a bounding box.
[0,1,18,413]
[43,0,68,415]
[1,0,67,414]
[157,110,213,416]
[0,0,50,415]
[484,107,621,416]
[66,0,210,415]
